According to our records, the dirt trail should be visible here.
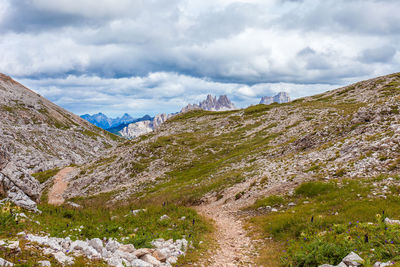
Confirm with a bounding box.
[48,167,76,205]
[196,203,256,266]
[195,176,263,266]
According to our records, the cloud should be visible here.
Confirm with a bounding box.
[0,0,399,116]
[18,72,338,117]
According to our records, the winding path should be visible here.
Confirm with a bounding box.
[48,167,76,205]
[196,203,256,266]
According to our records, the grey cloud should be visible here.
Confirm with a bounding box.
[359,46,397,63]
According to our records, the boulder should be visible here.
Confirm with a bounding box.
[131,259,153,267]
[153,248,170,262]
[384,218,400,225]
[342,252,364,266]
[160,214,170,221]
[88,238,103,253]
[105,239,120,253]
[38,261,51,267]
[0,257,13,266]
[134,248,154,258]
[53,251,74,265]
[140,254,162,265]
[118,244,135,254]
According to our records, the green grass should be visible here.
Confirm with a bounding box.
[248,179,400,266]
[31,168,60,184]
[0,200,212,266]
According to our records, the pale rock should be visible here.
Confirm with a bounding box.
[384,217,400,225]
[114,249,137,262]
[88,238,103,253]
[106,239,120,253]
[160,214,170,221]
[134,248,154,258]
[38,261,51,267]
[166,256,178,264]
[53,251,74,265]
[131,209,146,216]
[131,259,153,267]
[153,248,170,262]
[118,244,136,253]
[342,252,364,266]
[140,254,162,266]
[0,257,13,266]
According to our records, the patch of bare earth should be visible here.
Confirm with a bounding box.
[48,167,76,205]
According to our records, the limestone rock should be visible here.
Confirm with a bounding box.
[342,252,364,266]
[53,251,74,265]
[131,259,153,267]
[140,254,161,265]
[0,257,13,266]
[38,261,51,267]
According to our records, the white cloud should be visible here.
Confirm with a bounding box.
[0,0,399,116]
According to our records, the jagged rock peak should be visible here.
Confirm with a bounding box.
[260,92,291,105]
[181,94,237,113]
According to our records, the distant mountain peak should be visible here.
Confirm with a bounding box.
[181,94,237,113]
[260,92,291,105]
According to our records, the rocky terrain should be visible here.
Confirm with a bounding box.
[259,92,291,105]
[0,73,120,211]
[1,72,400,266]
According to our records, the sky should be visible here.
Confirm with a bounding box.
[0,0,399,117]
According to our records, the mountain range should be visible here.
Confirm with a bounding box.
[80,113,152,130]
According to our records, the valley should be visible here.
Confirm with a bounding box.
[1,72,400,266]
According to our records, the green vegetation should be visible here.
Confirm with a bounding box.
[248,179,400,266]
[0,200,212,266]
[32,168,60,184]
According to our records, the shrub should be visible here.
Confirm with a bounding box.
[295,181,336,197]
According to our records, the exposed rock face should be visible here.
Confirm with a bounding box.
[0,73,119,209]
[259,92,291,105]
[119,113,174,139]
[181,94,237,112]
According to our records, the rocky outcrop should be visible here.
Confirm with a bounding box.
[0,73,119,209]
[0,148,40,211]
[119,121,154,139]
[119,113,174,139]
[319,251,394,267]
[24,234,188,266]
[259,92,291,105]
[181,94,237,112]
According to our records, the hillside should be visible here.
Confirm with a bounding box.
[0,73,121,210]
[62,72,400,266]
[66,73,400,204]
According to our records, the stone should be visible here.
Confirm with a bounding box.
[0,257,13,266]
[0,240,19,250]
[114,249,137,262]
[134,248,154,258]
[88,238,103,253]
[53,251,74,265]
[38,261,51,267]
[118,244,135,253]
[166,256,178,264]
[159,214,170,221]
[336,262,347,267]
[140,254,162,265]
[131,259,153,267]
[374,262,395,267]
[153,248,170,262]
[384,218,400,225]
[66,202,81,208]
[105,239,120,253]
[318,265,334,267]
[131,209,146,215]
[342,252,364,266]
